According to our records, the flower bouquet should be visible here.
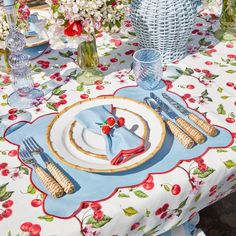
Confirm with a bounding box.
[46,0,129,85]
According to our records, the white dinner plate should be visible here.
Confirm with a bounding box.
[46,96,166,173]
[69,108,149,160]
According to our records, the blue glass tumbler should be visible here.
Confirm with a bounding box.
[133,48,162,90]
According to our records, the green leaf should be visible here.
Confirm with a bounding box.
[201,89,208,98]
[27,184,37,194]
[123,207,138,216]
[217,149,228,153]
[143,224,161,236]
[146,209,150,217]
[76,82,84,91]
[118,193,130,198]
[19,166,29,175]
[221,96,230,100]
[103,52,111,57]
[0,191,13,202]
[176,209,182,217]
[86,215,112,228]
[163,184,170,192]
[230,62,236,66]
[194,193,201,202]
[217,104,226,115]
[200,51,212,57]
[137,225,146,232]
[128,31,136,36]
[217,87,223,93]
[0,183,8,197]
[167,76,180,80]
[176,68,184,75]
[46,102,58,111]
[193,167,215,178]
[230,146,236,152]
[48,57,58,60]
[52,87,66,96]
[120,60,126,64]
[184,68,194,75]
[199,38,211,47]
[59,50,73,58]
[134,190,148,198]
[189,207,196,212]
[203,74,219,80]
[224,160,236,169]
[38,215,54,222]
[8,231,12,236]
[128,74,135,81]
[226,70,236,74]
[178,198,188,209]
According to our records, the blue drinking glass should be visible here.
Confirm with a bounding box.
[133,48,162,90]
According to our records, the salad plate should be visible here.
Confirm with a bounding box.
[69,108,148,160]
[46,96,166,173]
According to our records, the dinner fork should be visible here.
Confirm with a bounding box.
[23,137,75,194]
[20,149,64,198]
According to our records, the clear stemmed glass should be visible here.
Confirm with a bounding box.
[3,0,44,109]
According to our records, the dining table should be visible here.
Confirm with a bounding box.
[0,4,236,236]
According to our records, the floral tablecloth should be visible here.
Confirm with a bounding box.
[0,8,236,236]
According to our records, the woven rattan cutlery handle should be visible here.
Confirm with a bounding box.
[176,117,206,144]
[166,120,195,149]
[35,166,64,198]
[188,113,218,137]
[46,162,75,194]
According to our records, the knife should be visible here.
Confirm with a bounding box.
[150,93,206,144]
[144,97,195,149]
[162,93,218,137]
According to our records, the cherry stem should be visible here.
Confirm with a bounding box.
[81,208,92,222]
[177,165,195,189]
[74,215,85,236]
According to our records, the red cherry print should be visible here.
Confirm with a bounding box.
[96,85,105,90]
[2,200,13,208]
[226,118,235,123]
[29,224,41,234]
[56,77,62,82]
[210,185,217,192]
[131,222,140,231]
[54,72,60,77]
[226,43,233,48]
[97,64,103,68]
[188,98,196,103]
[101,66,108,71]
[2,208,12,218]
[0,214,3,221]
[102,125,111,135]
[234,86,236,90]
[93,210,104,221]
[80,94,89,99]
[197,32,203,36]
[186,84,195,89]
[162,203,169,212]
[1,169,10,176]
[59,94,67,99]
[0,162,8,169]
[117,117,125,126]
[133,42,139,47]
[196,23,203,27]
[202,69,210,74]
[155,208,163,216]
[95,80,103,85]
[114,40,122,46]
[160,212,168,219]
[194,68,201,73]
[172,60,179,64]
[110,58,118,63]
[205,61,213,65]
[107,117,116,126]
[226,82,234,87]
[227,174,235,181]
[60,64,67,69]
[8,114,17,120]
[171,184,181,195]
[143,182,154,190]
[81,202,89,209]
[8,149,17,157]
[29,233,40,236]
[183,93,191,99]
[31,199,42,207]
[8,108,17,114]
[53,102,60,108]
[232,132,236,138]
[195,157,204,164]
[198,163,208,171]
[60,99,67,105]
[145,175,154,183]
[33,83,40,88]
[90,202,102,211]
[209,191,216,197]
[192,29,199,34]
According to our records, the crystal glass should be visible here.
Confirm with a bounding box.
[3,1,44,109]
[76,33,104,85]
[133,48,162,90]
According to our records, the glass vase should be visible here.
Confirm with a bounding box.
[0,48,10,74]
[214,0,236,41]
[76,33,104,85]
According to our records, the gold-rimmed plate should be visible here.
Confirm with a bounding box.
[46,96,166,173]
[69,108,149,160]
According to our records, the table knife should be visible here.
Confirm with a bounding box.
[144,97,195,149]
[150,93,206,144]
[162,93,218,137]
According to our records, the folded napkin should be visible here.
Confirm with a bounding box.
[75,105,145,165]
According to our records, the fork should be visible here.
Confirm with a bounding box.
[20,149,64,198]
[23,137,75,194]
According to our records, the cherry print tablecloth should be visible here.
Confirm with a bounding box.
[0,7,236,236]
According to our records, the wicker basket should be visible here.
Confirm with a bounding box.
[130,0,197,62]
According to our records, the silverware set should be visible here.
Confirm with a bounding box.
[20,137,74,198]
[144,93,218,149]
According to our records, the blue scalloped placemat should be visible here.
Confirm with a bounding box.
[5,82,232,218]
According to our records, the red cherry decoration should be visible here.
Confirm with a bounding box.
[198,163,208,172]
[2,200,13,208]
[8,108,17,114]
[171,184,181,195]
[20,222,33,232]
[2,209,12,218]
[107,117,116,126]
[29,224,41,234]
[226,117,235,123]
[0,162,8,170]
[8,114,17,120]
[143,182,154,190]
[226,82,234,87]
[80,94,89,99]
[93,210,104,221]
[90,202,102,211]
[8,150,18,157]
[95,80,103,85]
[209,185,217,192]
[81,202,89,209]
[0,214,3,221]
[162,203,169,212]
[1,169,10,176]
[102,125,111,135]
[155,208,163,216]
[160,212,167,219]
[131,222,140,231]
[59,94,67,99]
[187,84,195,89]
[117,117,125,126]
[145,175,154,183]
[31,199,42,207]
